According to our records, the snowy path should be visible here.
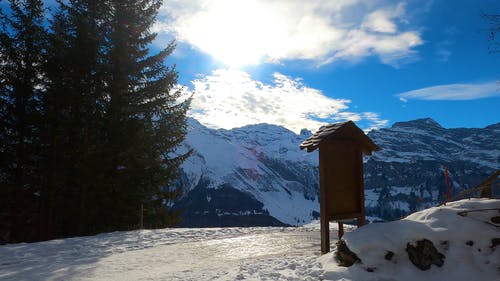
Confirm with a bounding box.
[2,199,499,281]
[0,226,334,281]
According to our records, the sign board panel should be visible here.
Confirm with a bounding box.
[320,141,362,218]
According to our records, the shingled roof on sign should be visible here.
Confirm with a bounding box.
[299,121,380,154]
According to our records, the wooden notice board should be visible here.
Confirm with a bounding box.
[299,121,379,254]
[319,140,363,219]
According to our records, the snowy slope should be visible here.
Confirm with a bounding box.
[368,118,500,168]
[364,118,499,220]
[1,199,498,280]
[176,118,320,226]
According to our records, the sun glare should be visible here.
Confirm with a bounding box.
[184,0,278,67]
[166,1,424,69]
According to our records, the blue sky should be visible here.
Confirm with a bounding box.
[155,0,499,133]
[4,0,497,133]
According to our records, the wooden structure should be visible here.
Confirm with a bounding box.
[478,170,500,198]
[300,121,379,254]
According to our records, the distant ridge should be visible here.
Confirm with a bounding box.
[174,118,499,226]
[392,118,442,129]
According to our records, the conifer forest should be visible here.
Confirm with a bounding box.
[0,0,191,243]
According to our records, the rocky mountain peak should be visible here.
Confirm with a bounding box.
[392,118,443,130]
[299,128,312,138]
[485,122,500,131]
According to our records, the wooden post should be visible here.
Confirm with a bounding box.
[357,148,366,227]
[139,204,144,229]
[319,147,330,254]
[321,214,330,254]
[338,222,344,239]
[358,216,365,227]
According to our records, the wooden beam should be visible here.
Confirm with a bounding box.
[358,148,366,227]
[478,170,499,198]
[319,147,330,254]
[321,214,330,254]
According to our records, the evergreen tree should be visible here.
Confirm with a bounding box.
[43,0,109,238]
[0,0,190,242]
[99,0,190,230]
[0,0,47,243]
[42,0,190,235]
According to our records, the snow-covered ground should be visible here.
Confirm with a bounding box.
[1,198,498,280]
[0,225,332,281]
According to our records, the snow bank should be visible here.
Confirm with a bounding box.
[320,198,500,281]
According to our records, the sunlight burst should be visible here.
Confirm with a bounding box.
[161,0,422,68]
[182,1,277,67]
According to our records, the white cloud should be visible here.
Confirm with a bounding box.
[186,68,388,133]
[397,81,500,102]
[326,29,421,66]
[363,11,397,33]
[157,0,422,67]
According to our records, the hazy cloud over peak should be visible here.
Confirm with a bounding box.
[186,68,388,133]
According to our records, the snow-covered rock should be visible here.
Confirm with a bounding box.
[321,198,500,281]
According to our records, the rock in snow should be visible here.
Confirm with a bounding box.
[406,239,445,271]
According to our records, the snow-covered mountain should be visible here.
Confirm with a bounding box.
[175,118,320,226]
[174,118,499,226]
[369,118,499,168]
[364,118,499,220]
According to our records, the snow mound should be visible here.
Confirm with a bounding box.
[320,198,500,281]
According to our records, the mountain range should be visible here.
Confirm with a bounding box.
[173,118,499,226]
